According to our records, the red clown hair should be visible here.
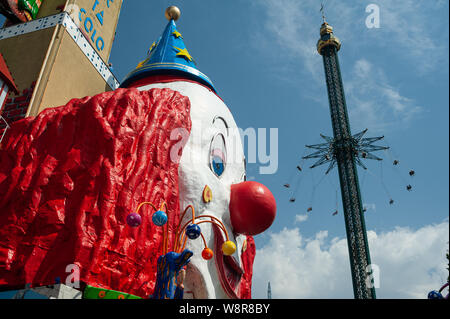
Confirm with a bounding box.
[0,86,255,298]
[0,88,191,297]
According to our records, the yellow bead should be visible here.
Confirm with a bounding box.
[222,241,236,256]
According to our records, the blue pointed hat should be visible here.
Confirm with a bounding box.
[120,8,216,92]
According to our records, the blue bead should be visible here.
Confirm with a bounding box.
[427,290,443,299]
[186,224,201,240]
[152,210,168,226]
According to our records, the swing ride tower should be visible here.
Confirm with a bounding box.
[303,20,389,299]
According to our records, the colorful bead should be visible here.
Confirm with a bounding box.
[126,212,142,227]
[201,248,214,260]
[222,241,236,256]
[152,210,168,226]
[185,224,201,240]
[428,290,443,299]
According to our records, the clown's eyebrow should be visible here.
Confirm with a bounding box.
[212,116,229,136]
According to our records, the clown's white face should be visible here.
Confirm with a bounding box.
[138,81,260,299]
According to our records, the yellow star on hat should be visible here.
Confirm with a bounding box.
[172,30,183,39]
[173,46,194,62]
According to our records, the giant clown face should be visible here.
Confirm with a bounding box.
[137,80,276,299]
[0,8,276,299]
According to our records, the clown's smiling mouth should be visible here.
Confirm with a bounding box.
[213,223,244,299]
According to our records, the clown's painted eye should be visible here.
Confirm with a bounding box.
[212,152,225,176]
[210,133,227,178]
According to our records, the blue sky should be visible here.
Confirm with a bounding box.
[109,0,448,298]
[0,1,448,299]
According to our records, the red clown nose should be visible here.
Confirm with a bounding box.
[229,181,276,236]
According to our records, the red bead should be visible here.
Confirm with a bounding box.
[202,248,214,260]
[229,181,276,236]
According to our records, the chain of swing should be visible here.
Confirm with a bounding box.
[283,142,416,215]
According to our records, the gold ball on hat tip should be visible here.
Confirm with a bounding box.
[165,6,181,21]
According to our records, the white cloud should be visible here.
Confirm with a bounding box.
[252,221,449,298]
[345,58,422,132]
[254,1,430,132]
[253,0,324,83]
[371,0,447,73]
[294,214,308,224]
[255,0,448,75]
